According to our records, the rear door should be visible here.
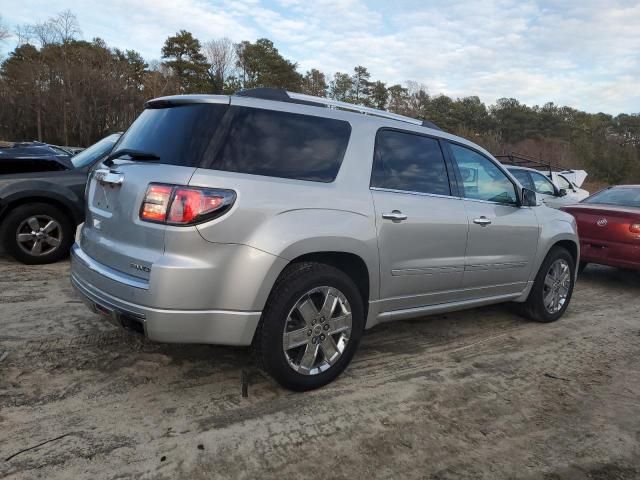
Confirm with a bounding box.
[81,98,229,279]
[371,129,468,312]
[447,143,539,296]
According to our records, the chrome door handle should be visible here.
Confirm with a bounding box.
[473,216,492,226]
[382,210,408,222]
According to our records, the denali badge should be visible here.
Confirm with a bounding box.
[130,263,151,273]
[596,218,608,227]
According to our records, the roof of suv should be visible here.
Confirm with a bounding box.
[145,88,443,131]
[143,88,511,168]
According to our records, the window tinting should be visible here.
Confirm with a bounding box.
[115,104,228,167]
[529,171,556,195]
[371,130,450,195]
[509,169,534,190]
[205,107,351,182]
[450,144,517,205]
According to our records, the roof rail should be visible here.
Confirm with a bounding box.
[235,88,441,130]
[495,151,563,174]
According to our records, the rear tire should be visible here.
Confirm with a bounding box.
[253,262,364,391]
[1,203,74,265]
[520,246,575,323]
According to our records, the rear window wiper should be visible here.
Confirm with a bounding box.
[104,148,160,166]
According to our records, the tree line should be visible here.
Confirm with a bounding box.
[1,11,639,184]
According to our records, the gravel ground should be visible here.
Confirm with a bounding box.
[1,255,639,479]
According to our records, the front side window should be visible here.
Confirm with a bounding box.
[371,130,451,196]
[530,171,556,195]
[556,175,572,190]
[450,144,517,205]
[509,169,534,190]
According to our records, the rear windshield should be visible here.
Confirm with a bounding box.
[114,104,227,167]
[116,103,351,182]
[583,187,640,208]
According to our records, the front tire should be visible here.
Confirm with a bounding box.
[1,203,74,265]
[253,262,364,391]
[520,246,575,323]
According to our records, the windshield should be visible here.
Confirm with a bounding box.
[71,134,120,168]
[583,187,640,208]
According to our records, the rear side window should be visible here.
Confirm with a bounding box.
[119,104,351,182]
[371,130,451,196]
[205,107,351,182]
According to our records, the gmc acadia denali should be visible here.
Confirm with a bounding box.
[70,89,579,391]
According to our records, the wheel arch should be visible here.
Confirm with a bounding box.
[0,192,82,227]
[285,251,371,318]
[552,239,579,266]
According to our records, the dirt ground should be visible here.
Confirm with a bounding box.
[1,255,640,480]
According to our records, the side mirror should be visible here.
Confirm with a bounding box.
[522,188,538,207]
[558,188,568,197]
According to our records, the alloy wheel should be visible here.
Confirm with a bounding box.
[282,286,352,375]
[543,259,571,314]
[16,215,63,257]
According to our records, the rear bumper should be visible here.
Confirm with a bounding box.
[580,239,640,270]
[71,244,262,346]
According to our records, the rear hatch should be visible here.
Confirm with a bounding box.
[80,96,229,279]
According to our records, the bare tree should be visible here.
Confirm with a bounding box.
[203,37,236,93]
[30,20,58,46]
[0,15,10,42]
[51,9,81,43]
[14,25,34,45]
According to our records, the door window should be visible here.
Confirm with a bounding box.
[508,169,534,190]
[450,144,517,205]
[371,130,451,196]
[529,171,556,195]
[556,175,572,190]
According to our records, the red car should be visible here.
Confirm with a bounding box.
[561,185,640,271]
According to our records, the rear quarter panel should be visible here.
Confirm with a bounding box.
[188,114,382,304]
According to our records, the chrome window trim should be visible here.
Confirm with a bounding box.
[369,186,460,200]
[370,186,520,208]
[462,197,520,208]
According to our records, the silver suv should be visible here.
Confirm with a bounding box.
[71,89,579,390]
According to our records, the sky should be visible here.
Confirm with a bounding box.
[1,0,639,114]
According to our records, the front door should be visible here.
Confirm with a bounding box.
[371,129,469,312]
[530,170,568,208]
[448,143,539,297]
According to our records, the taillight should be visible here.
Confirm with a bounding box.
[630,224,640,234]
[140,183,235,225]
[140,184,173,222]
